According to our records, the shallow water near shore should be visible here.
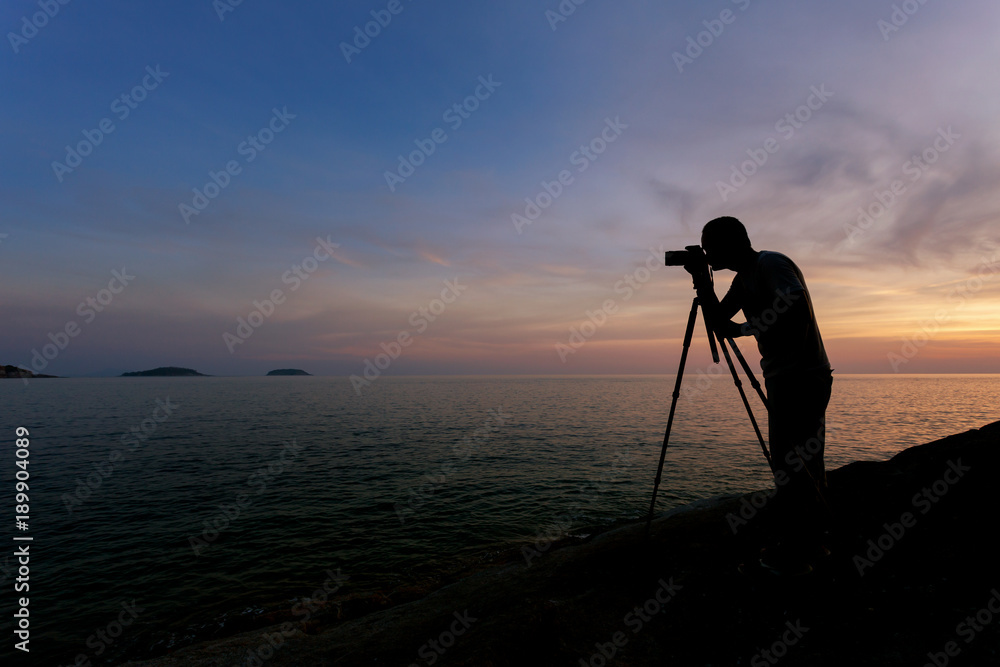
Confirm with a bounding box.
[2,374,997,664]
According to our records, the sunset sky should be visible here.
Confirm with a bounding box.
[3,0,999,377]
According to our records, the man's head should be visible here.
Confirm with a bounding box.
[701,216,753,271]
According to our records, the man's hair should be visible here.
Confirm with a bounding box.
[702,216,751,250]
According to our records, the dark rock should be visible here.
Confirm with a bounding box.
[2,364,59,378]
[123,421,1000,667]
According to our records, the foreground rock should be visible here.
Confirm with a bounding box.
[126,421,1000,666]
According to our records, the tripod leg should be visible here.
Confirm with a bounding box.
[703,308,720,364]
[644,297,700,539]
[725,336,767,409]
[716,335,773,472]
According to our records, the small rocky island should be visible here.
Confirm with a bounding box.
[121,367,209,377]
[2,364,58,379]
[266,369,312,376]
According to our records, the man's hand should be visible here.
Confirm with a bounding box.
[683,256,711,290]
[684,261,709,277]
[715,320,745,340]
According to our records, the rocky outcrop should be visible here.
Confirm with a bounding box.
[124,421,1000,666]
[2,364,58,378]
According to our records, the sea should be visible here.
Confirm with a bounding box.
[1,374,998,665]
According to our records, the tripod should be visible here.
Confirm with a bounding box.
[643,294,772,538]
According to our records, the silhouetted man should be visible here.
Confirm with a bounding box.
[685,216,833,575]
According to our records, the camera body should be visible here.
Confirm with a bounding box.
[664,245,707,267]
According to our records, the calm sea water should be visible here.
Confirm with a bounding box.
[1,374,997,664]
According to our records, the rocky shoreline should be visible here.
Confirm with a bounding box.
[124,421,1000,666]
[2,364,58,378]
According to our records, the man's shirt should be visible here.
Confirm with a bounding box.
[722,251,830,379]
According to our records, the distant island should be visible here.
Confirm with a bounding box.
[2,364,59,379]
[121,367,209,377]
[266,369,312,376]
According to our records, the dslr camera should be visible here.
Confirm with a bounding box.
[664,245,708,268]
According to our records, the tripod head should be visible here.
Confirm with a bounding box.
[665,246,720,364]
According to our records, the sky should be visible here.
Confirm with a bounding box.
[2,0,999,378]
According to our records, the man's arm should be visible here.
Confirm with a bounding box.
[686,263,748,339]
[718,284,743,321]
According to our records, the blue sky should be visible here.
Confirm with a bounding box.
[3,0,999,377]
